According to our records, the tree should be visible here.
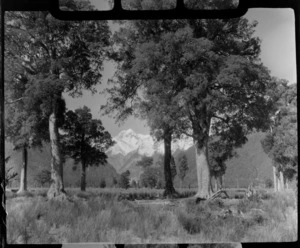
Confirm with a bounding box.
[99,179,106,188]
[140,166,164,189]
[103,0,272,199]
[34,169,52,187]
[130,179,137,188]
[119,170,130,189]
[178,154,189,188]
[264,177,273,189]
[136,156,153,168]
[207,136,237,192]
[170,156,177,181]
[61,106,114,191]
[5,35,49,194]
[5,156,18,187]
[112,177,118,188]
[261,80,297,191]
[5,1,110,198]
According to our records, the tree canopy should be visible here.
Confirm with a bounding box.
[5,1,111,197]
[261,80,297,183]
[136,156,153,168]
[62,106,114,167]
[61,106,114,191]
[102,0,273,198]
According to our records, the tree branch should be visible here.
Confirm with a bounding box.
[5,97,23,105]
[212,114,229,124]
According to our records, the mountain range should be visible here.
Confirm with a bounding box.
[106,129,194,180]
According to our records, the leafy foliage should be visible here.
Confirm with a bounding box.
[208,136,237,178]
[170,156,177,180]
[61,106,114,167]
[34,169,52,187]
[140,166,164,189]
[102,0,272,196]
[5,6,110,116]
[5,3,111,194]
[119,170,131,189]
[261,80,297,182]
[178,154,189,182]
[99,179,106,189]
[136,156,153,168]
[4,156,18,187]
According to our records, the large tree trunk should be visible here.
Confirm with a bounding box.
[47,109,66,199]
[279,170,285,191]
[81,161,86,191]
[212,175,217,193]
[17,146,28,194]
[273,166,278,191]
[284,176,289,189]
[162,127,178,198]
[219,175,224,189]
[214,174,223,191]
[194,140,212,199]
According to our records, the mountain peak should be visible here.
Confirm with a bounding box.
[107,129,193,157]
[118,128,135,137]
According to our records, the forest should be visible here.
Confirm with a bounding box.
[4,0,297,244]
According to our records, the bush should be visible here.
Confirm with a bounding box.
[100,179,106,188]
[34,170,52,187]
[264,178,273,188]
[119,171,130,189]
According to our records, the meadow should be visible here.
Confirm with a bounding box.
[6,188,298,244]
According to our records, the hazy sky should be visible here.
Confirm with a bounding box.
[64,4,296,137]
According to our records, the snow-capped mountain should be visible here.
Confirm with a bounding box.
[106,129,194,175]
[107,128,193,157]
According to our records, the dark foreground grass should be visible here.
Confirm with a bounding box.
[6,188,297,244]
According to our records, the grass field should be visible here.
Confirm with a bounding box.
[6,188,297,244]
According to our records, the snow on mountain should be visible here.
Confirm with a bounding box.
[107,128,193,157]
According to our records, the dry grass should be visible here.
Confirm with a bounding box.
[6,188,297,244]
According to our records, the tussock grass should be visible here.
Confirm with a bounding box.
[6,188,297,244]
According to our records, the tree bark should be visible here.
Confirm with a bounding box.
[81,161,86,191]
[279,170,284,191]
[162,126,178,198]
[194,140,212,199]
[273,166,278,191]
[47,108,66,199]
[212,175,217,193]
[219,175,224,190]
[17,146,28,193]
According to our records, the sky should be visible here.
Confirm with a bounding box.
[64,2,297,137]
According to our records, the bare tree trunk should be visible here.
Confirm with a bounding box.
[81,161,86,191]
[279,170,284,191]
[284,176,289,189]
[17,146,28,193]
[47,109,66,199]
[163,126,178,198]
[212,175,217,192]
[195,140,211,199]
[273,166,278,191]
[219,175,224,189]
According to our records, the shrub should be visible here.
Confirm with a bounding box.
[100,179,106,188]
[264,178,273,188]
[119,171,130,189]
[34,169,52,187]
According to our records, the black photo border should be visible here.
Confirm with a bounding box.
[0,0,299,247]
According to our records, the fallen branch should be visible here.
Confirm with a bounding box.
[208,189,230,201]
